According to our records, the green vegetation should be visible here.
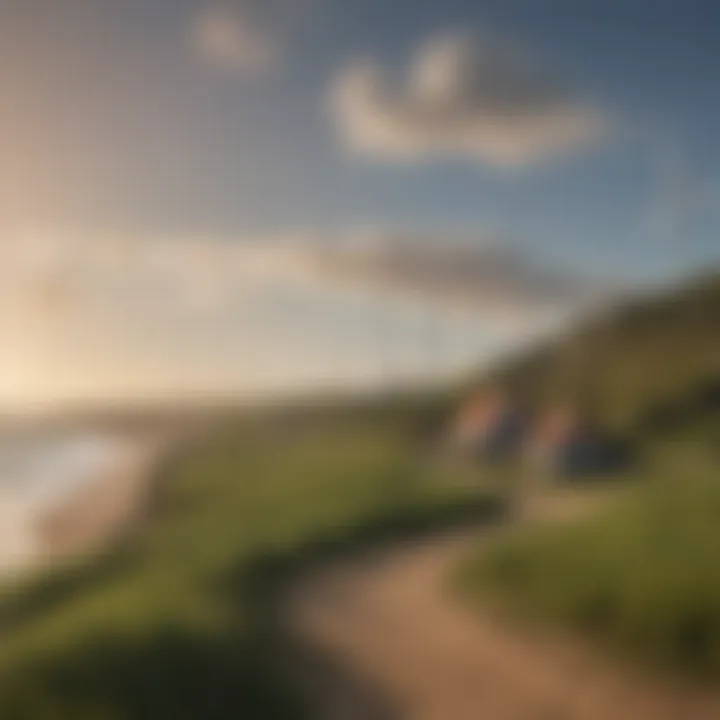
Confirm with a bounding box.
[458,271,720,679]
[0,401,499,719]
[458,440,720,677]
[479,273,720,432]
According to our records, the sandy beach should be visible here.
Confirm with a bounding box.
[0,420,186,579]
[35,436,168,566]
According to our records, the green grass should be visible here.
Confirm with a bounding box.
[473,272,720,433]
[457,432,720,679]
[455,272,720,681]
[0,402,500,719]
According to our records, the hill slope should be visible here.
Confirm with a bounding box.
[478,272,720,432]
[458,271,720,680]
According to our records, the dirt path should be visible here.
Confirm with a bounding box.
[284,489,720,719]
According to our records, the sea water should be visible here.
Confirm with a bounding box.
[0,429,131,573]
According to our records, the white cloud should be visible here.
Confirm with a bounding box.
[191,5,279,75]
[332,32,605,168]
[0,231,591,409]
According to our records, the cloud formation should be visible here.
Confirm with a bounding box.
[0,231,586,407]
[332,33,605,168]
[305,236,590,310]
[191,5,279,74]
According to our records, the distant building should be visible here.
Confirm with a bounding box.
[452,390,527,462]
[529,406,632,478]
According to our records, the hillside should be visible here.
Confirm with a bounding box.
[458,270,720,681]
[477,272,720,433]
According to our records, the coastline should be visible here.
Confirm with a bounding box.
[35,435,169,568]
[0,418,196,581]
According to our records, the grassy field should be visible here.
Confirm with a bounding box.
[0,400,499,719]
[457,416,720,679]
[455,272,720,680]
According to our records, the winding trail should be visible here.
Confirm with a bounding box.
[284,488,720,719]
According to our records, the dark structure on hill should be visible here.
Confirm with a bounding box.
[529,407,634,479]
[452,391,528,463]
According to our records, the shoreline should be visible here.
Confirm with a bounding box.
[0,420,196,581]
[35,435,170,568]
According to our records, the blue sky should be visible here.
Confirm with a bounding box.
[1,0,718,279]
[0,0,719,407]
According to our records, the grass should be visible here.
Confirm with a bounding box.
[475,272,720,432]
[0,401,500,719]
[453,272,720,681]
[457,426,720,680]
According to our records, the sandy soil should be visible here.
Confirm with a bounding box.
[285,489,720,720]
[36,436,167,564]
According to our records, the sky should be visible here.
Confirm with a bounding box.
[0,0,718,408]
